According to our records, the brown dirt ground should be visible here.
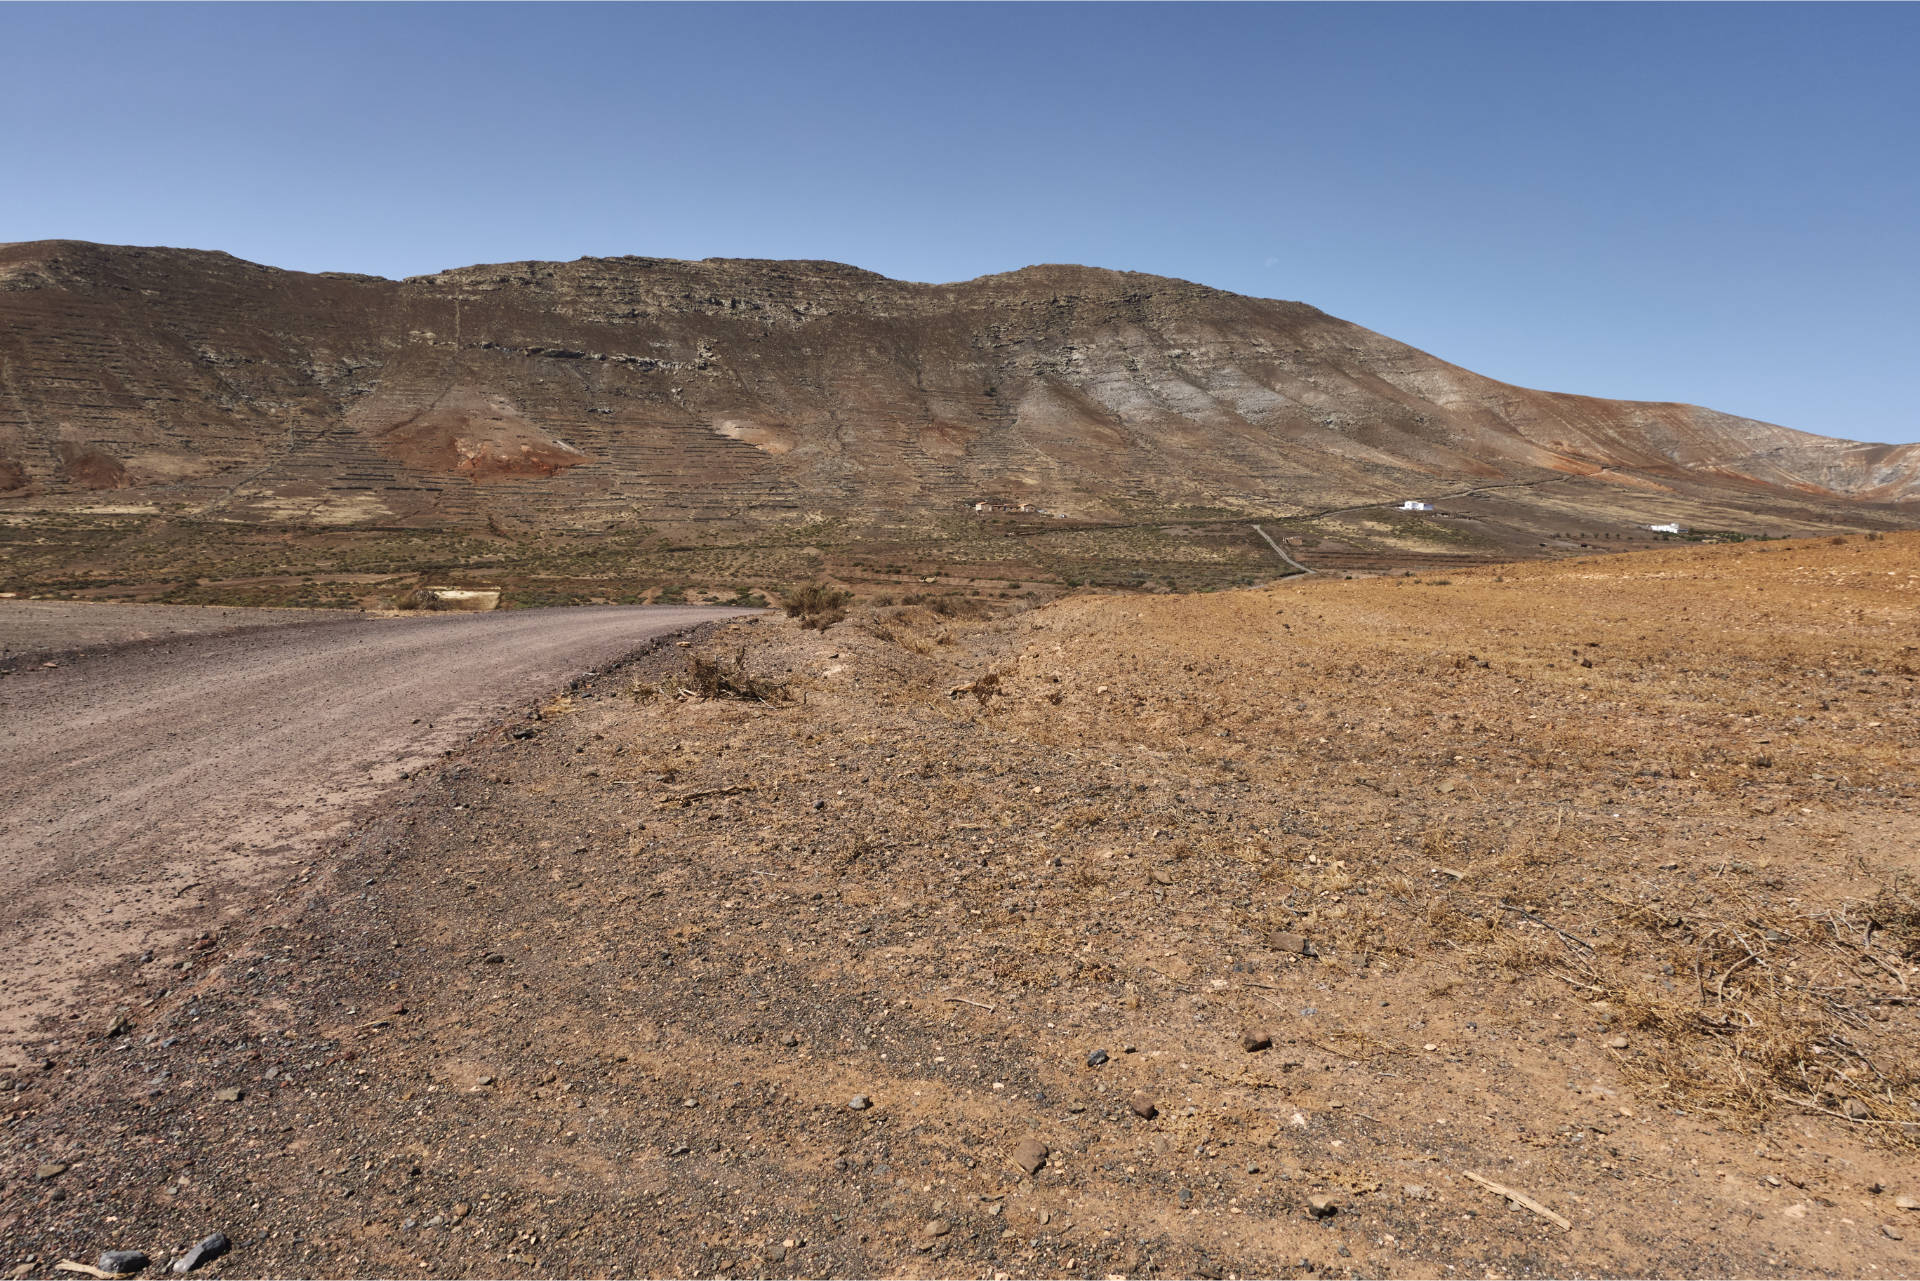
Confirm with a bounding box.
[3,534,1918,1279]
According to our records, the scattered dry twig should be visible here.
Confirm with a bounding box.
[1462,1170,1573,1230]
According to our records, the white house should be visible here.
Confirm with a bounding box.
[1648,522,1689,535]
[1399,500,1435,512]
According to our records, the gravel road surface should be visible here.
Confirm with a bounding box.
[0,604,751,1055]
[0,599,366,671]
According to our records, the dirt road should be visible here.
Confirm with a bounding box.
[0,599,369,672]
[0,604,751,1055]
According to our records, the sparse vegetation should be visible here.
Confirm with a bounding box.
[783,581,851,629]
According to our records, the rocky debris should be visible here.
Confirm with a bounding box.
[1012,1138,1050,1176]
[1267,931,1311,955]
[1149,867,1174,886]
[97,1251,149,1275]
[1894,1194,1919,1211]
[848,1095,872,1111]
[1605,1036,1629,1050]
[1085,1049,1109,1067]
[1129,1091,1159,1119]
[211,1087,243,1102]
[36,1162,70,1180]
[169,1233,228,1274]
[1241,1030,1273,1053]
[920,1218,951,1239]
[1307,1195,1339,1219]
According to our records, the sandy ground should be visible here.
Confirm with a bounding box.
[0,605,753,1054]
[2,537,1917,1279]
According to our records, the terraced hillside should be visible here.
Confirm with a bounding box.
[2,240,1916,545]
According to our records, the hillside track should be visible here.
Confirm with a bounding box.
[0,604,752,1054]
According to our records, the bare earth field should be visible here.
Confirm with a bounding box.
[0,606,751,1055]
[2,535,1917,1279]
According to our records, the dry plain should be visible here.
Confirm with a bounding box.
[2,534,1917,1280]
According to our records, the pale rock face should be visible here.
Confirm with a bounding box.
[0,239,1913,533]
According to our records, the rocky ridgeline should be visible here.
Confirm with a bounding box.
[1,239,1916,533]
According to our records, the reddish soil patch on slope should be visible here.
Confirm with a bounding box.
[375,390,591,482]
[53,443,129,490]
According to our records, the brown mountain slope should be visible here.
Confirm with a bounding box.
[1,239,1916,533]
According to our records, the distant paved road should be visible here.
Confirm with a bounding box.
[0,605,752,1056]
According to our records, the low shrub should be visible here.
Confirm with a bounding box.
[784,582,851,629]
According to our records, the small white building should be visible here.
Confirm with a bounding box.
[1648,522,1689,535]
[1399,500,1435,512]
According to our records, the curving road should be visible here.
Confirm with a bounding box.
[0,604,753,1056]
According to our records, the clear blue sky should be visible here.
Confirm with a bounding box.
[4,2,1916,444]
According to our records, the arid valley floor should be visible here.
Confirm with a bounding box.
[3,533,1918,1279]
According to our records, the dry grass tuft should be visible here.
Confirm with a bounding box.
[784,582,851,630]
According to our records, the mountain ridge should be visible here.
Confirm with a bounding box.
[1,239,1915,534]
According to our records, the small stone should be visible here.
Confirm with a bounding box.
[98,1251,150,1275]
[1129,1091,1158,1119]
[1149,868,1173,886]
[1402,1184,1432,1201]
[780,1032,799,1047]
[1894,1194,1919,1211]
[1013,1137,1050,1176]
[921,1218,951,1239]
[1882,1224,1904,1241]
[1241,1030,1273,1053]
[1085,1049,1109,1067]
[1606,1036,1629,1050]
[1267,931,1310,955]
[482,953,506,965]
[170,1232,229,1274]
[212,1087,243,1102]
[1843,1097,1872,1119]
[1307,1195,1339,1219]
[36,1162,69,1180]
[452,1202,472,1221]
[1781,1202,1809,1220]
[848,1095,872,1111]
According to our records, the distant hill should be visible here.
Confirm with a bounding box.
[2,239,1915,532]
